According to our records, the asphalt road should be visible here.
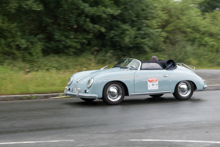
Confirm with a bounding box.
[1,91,220,147]
[195,70,220,87]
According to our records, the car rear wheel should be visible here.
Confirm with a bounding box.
[103,82,125,105]
[150,94,163,99]
[173,81,194,100]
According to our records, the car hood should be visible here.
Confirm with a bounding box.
[90,68,123,76]
[73,68,123,83]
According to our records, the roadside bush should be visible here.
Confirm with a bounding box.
[0,0,159,63]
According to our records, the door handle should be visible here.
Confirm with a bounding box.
[164,75,169,77]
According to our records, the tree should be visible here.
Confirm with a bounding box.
[199,0,220,13]
[0,0,44,62]
[0,0,159,62]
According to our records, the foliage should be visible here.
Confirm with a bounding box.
[147,0,220,64]
[0,0,220,85]
[0,54,108,95]
[199,0,220,12]
[0,0,159,63]
[1,53,116,71]
[1,53,220,95]
[0,0,44,63]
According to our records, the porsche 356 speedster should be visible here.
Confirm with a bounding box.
[64,58,207,105]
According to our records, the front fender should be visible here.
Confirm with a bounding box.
[72,70,98,83]
[89,70,136,98]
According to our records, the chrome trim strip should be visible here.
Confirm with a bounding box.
[103,77,133,81]
[168,75,186,77]
[130,91,171,96]
[177,63,195,71]
[77,74,90,83]
[64,91,98,99]
[78,94,98,98]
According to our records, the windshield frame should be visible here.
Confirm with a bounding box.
[113,58,141,70]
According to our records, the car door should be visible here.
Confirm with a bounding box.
[134,62,170,94]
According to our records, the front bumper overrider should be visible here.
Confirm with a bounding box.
[64,87,98,99]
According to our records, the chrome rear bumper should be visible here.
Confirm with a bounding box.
[204,84,207,89]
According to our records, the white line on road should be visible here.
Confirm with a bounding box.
[0,140,74,145]
[208,84,220,87]
[129,139,220,144]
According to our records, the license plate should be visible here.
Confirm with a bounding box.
[73,88,77,93]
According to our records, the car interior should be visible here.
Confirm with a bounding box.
[141,59,177,70]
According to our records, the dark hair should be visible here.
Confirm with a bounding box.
[150,56,158,61]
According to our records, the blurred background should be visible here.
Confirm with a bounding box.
[0,0,219,95]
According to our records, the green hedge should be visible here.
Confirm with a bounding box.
[0,0,220,67]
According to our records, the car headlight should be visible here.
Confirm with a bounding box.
[68,77,73,86]
[87,78,93,88]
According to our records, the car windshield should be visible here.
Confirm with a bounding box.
[113,58,140,70]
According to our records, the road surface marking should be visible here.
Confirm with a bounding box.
[129,139,220,144]
[0,140,74,145]
[208,84,220,87]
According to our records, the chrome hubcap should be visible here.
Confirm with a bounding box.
[107,84,122,102]
[178,81,191,97]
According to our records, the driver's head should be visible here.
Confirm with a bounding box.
[150,56,158,61]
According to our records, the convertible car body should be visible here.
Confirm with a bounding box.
[64,58,207,105]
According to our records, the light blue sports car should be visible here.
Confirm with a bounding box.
[64,58,207,105]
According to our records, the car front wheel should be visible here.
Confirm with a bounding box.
[103,82,125,105]
[173,81,194,100]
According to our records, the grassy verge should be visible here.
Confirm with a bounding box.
[0,53,113,95]
[0,69,71,95]
[1,67,115,95]
[0,51,219,95]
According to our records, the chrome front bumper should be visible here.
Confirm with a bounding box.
[64,87,98,99]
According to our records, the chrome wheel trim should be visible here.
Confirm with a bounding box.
[178,81,191,97]
[107,84,122,102]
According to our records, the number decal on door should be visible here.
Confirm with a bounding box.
[148,78,158,90]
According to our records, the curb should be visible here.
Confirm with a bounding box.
[0,86,219,101]
[0,93,64,101]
